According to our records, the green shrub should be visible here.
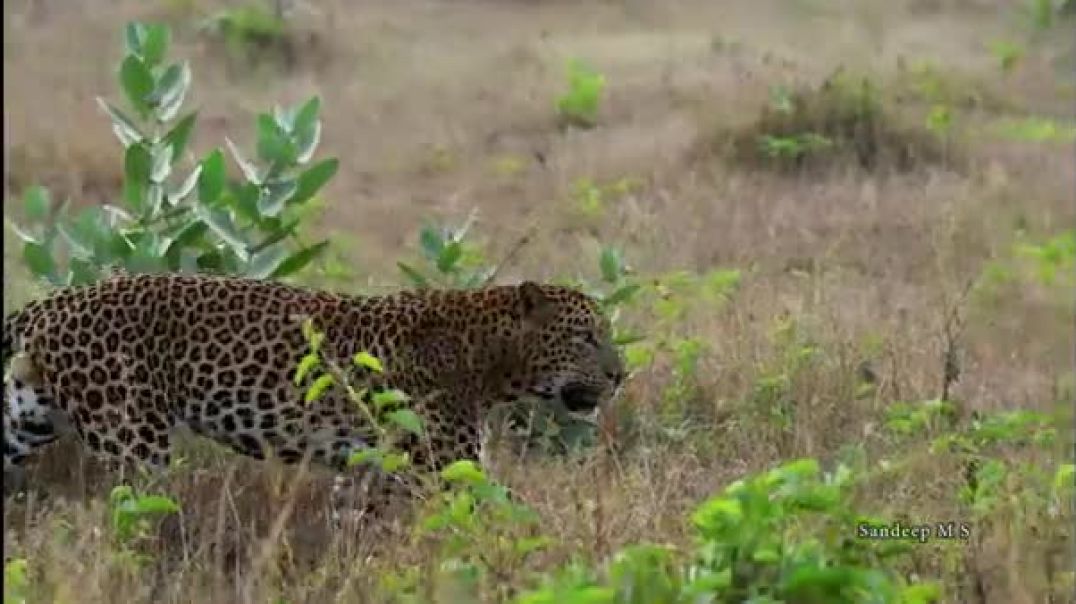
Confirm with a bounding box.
[517,458,942,604]
[8,22,336,287]
[724,71,947,172]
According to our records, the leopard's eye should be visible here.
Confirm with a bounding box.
[576,330,600,348]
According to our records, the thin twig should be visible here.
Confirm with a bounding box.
[481,223,538,287]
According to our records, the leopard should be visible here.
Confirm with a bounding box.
[2,272,625,512]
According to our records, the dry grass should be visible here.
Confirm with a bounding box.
[3,0,1074,602]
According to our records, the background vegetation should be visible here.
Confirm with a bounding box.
[3,0,1073,602]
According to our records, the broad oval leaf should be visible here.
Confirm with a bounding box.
[163,112,198,163]
[353,351,384,373]
[304,374,335,404]
[150,144,174,183]
[23,241,57,282]
[96,98,144,146]
[397,261,430,289]
[269,240,330,279]
[139,24,171,67]
[290,158,338,206]
[195,205,249,260]
[386,409,424,436]
[197,150,226,204]
[257,180,298,217]
[119,55,155,116]
[226,137,262,184]
[168,164,202,206]
[153,62,192,123]
[23,186,50,221]
[440,460,487,485]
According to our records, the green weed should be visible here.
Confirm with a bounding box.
[556,59,606,129]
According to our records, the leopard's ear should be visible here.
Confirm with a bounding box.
[518,281,555,328]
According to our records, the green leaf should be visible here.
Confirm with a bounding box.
[257,180,298,217]
[290,158,338,206]
[397,262,430,288]
[269,240,330,279]
[130,494,180,514]
[292,96,321,138]
[440,460,487,485]
[123,22,146,56]
[602,283,640,307]
[353,351,384,373]
[304,374,335,404]
[56,222,94,260]
[293,97,322,163]
[272,104,296,133]
[150,144,173,183]
[226,137,262,184]
[152,62,191,122]
[380,452,411,472]
[599,247,623,283]
[162,220,207,261]
[294,353,320,386]
[139,24,171,67]
[96,98,144,146]
[124,143,152,185]
[386,409,424,436]
[7,220,38,244]
[255,114,296,166]
[197,150,226,204]
[163,112,198,163]
[1054,463,1074,493]
[347,449,382,468]
[168,164,202,206]
[146,183,164,215]
[295,121,321,165]
[372,389,410,411]
[248,219,299,256]
[23,185,50,221]
[123,143,152,211]
[613,331,645,346]
[126,234,167,274]
[119,56,155,116]
[436,241,462,273]
[226,183,262,221]
[23,241,57,281]
[420,227,444,260]
[195,205,248,260]
[245,244,289,279]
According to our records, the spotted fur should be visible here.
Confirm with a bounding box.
[2,273,624,503]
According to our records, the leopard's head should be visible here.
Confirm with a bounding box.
[503,282,626,422]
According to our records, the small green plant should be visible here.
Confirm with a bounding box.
[390,460,552,602]
[397,213,494,290]
[294,319,424,478]
[991,117,1076,143]
[200,2,289,60]
[731,70,940,171]
[925,104,953,138]
[515,458,941,603]
[3,558,29,604]
[988,40,1025,73]
[556,59,605,129]
[757,132,834,160]
[108,485,181,544]
[1024,0,1057,31]
[1014,229,1076,285]
[568,176,643,221]
[9,21,336,287]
